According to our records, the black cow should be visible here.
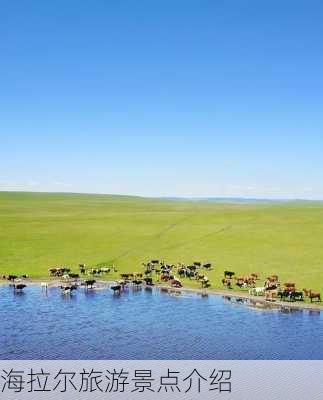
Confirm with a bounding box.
[14,284,26,292]
[290,291,303,301]
[279,290,303,302]
[203,263,212,270]
[111,285,121,293]
[144,277,153,286]
[85,279,96,289]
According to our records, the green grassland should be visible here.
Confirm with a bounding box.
[0,191,322,294]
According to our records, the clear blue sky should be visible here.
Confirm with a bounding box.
[1,0,323,199]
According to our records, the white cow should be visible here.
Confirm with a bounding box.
[249,287,265,296]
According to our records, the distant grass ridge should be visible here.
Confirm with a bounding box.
[0,191,322,294]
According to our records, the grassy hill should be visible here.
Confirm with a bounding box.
[0,191,322,293]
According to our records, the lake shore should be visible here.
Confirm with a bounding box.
[1,278,322,312]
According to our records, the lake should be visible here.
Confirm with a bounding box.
[0,285,322,359]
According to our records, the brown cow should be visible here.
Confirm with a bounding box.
[303,289,321,302]
[284,283,296,289]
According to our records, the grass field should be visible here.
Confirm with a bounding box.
[0,191,323,294]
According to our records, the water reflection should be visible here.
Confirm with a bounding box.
[0,285,322,360]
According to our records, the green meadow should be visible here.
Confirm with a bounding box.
[0,191,322,294]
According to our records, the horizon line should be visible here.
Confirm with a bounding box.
[1,189,323,202]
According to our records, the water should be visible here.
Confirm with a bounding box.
[0,285,322,359]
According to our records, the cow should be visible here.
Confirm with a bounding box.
[303,289,321,303]
[224,271,235,279]
[222,278,232,288]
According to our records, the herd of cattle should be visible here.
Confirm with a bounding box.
[46,260,212,292]
[221,271,321,303]
[141,260,212,288]
[48,264,114,278]
[1,261,321,303]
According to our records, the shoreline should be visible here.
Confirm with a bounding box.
[1,278,322,312]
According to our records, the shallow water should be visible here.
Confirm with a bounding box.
[0,285,322,359]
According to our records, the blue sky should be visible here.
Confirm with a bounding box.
[1,0,323,199]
